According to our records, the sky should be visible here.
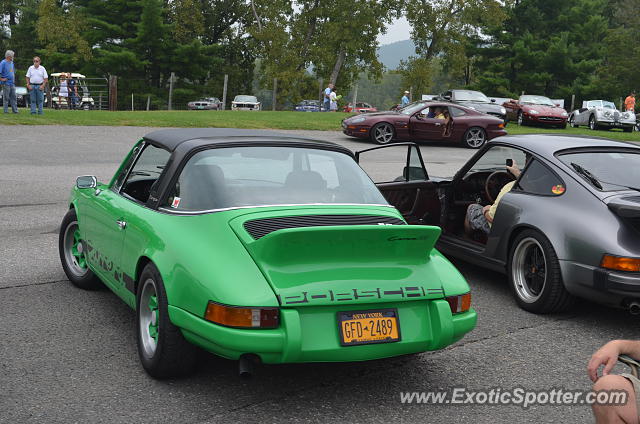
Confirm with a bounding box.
[379,16,411,45]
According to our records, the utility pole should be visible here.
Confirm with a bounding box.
[222,74,228,110]
[351,84,358,112]
[272,78,277,111]
[168,72,175,110]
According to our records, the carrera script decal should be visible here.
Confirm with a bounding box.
[85,241,135,293]
[276,286,444,306]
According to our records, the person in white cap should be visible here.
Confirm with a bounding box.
[401,90,410,107]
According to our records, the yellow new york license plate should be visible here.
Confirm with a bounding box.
[338,309,400,346]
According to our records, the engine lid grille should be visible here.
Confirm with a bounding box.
[243,214,405,240]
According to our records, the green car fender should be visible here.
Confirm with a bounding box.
[118,208,280,316]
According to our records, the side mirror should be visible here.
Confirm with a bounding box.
[555,103,561,107]
[444,96,451,101]
[491,98,496,103]
[432,97,438,101]
[76,175,97,189]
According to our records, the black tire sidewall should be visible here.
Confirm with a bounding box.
[136,264,167,374]
[136,263,196,378]
[507,230,570,313]
[58,209,100,289]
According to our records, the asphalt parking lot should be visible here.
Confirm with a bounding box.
[1,125,637,423]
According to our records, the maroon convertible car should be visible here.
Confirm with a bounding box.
[342,101,507,149]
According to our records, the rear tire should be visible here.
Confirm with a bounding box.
[589,115,598,130]
[58,209,101,290]
[517,111,525,126]
[136,263,197,378]
[507,230,573,314]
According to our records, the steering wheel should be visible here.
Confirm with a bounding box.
[484,171,516,203]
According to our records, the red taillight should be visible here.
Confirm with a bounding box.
[601,255,640,272]
[204,302,279,328]
[445,293,471,314]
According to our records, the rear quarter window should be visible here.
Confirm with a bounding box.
[516,160,565,196]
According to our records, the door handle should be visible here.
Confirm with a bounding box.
[116,220,127,230]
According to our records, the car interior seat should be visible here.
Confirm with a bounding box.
[284,170,327,191]
[179,164,227,210]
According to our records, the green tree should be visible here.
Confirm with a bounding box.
[36,0,91,67]
[473,0,609,100]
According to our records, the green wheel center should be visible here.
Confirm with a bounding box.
[71,229,87,269]
[148,295,158,340]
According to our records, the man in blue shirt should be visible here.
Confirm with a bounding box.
[0,50,18,113]
[401,90,410,107]
[323,83,333,112]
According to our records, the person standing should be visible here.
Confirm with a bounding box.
[329,87,338,111]
[323,83,334,112]
[401,90,410,107]
[67,73,78,109]
[625,92,636,112]
[0,50,18,114]
[25,56,48,115]
[58,74,69,109]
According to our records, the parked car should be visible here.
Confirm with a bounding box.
[58,128,476,378]
[358,134,640,313]
[293,99,323,112]
[50,73,95,110]
[343,102,377,114]
[187,97,221,110]
[342,100,506,148]
[503,95,568,128]
[231,95,260,111]
[436,90,507,123]
[0,86,30,107]
[569,100,636,132]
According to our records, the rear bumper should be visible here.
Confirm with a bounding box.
[561,260,640,306]
[169,301,476,364]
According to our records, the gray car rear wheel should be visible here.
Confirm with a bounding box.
[589,115,598,130]
[508,230,573,314]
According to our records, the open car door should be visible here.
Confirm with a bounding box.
[356,143,441,226]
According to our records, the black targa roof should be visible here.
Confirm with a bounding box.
[143,128,343,152]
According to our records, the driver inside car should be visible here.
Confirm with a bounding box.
[464,161,522,237]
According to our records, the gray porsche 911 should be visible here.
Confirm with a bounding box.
[357,135,640,314]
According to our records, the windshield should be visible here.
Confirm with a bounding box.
[164,146,388,211]
[558,150,640,191]
[399,102,428,115]
[454,90,490,102]
[234,95,257,102]
[602,101,616,109]
[520,95,554,106]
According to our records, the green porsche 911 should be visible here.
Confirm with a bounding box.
[58,129,476,378]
